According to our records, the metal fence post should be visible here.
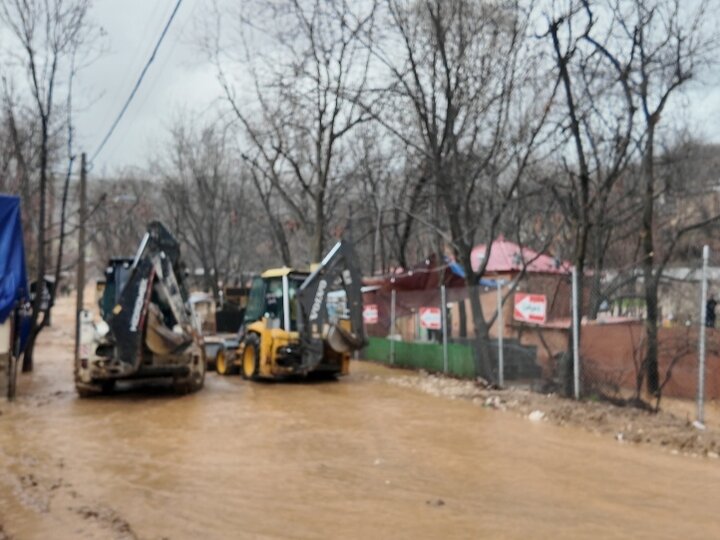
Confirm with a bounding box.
[414,309,420,341]
[390,289,396,365]
[441,285,448,373]
[698,245,709,424]
[497,281,504,387]
[572,266,580,400]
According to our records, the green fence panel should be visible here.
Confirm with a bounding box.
[364,337,477,379]
[446,343,476,378]
[365,337,392,363]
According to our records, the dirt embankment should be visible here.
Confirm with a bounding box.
[362,368,720,458]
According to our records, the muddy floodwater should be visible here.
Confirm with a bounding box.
[2,298,720,539]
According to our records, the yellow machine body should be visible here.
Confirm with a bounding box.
[228,266,351,380]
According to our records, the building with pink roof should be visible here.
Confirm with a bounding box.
[470,236,571,276]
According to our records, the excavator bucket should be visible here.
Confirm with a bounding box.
[325,321,364,354]
[145,304,192,356]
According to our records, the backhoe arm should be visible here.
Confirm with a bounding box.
[107,222,196,368]
[296,240,367,371]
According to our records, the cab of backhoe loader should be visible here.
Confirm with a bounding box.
[215,268,308,377]
[243,269,308,332]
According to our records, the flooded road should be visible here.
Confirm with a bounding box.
[2,299,720,539]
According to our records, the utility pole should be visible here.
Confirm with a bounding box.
[75,153,87,364]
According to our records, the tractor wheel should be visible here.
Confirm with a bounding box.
[215,348,236,376]
[174,354,206,394]
[75,379,105,398]
[100,380,116,394]
[241,336,260,381]
[76,384,99,398]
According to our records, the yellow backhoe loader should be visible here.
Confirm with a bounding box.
[215,240,366,380]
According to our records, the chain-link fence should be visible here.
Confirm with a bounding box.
[361,251,720,424]
[580,247,720,425]
[362,277,566,391]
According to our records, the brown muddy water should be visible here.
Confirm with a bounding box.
[1,298,720,539]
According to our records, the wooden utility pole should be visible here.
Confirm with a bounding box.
[74,153,87,364]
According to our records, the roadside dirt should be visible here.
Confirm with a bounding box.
[364,368,720,457]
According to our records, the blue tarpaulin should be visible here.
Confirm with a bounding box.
[0,195,29,324]
[447,259,499,287]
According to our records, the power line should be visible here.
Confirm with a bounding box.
[99,0,201,167]
[93,1,170,135]
[90,0,184,165]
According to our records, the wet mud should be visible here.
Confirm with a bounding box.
[2,296,720,539]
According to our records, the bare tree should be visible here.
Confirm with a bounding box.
[345,126,433,274]
[368,0,554,383]
[206,0,377,263]
[543,0,639,392]
[88,174,157,267]
[619,0,717,395]
[0,0,93,371]
[543,0,718,399]
[153,118,248,298]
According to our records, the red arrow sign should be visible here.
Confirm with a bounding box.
[514,293,547,324]
[363,304,379,324]
[419,307,442,330]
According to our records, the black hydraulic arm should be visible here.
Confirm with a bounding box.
[107,222,191,368]
[296,240,367,369]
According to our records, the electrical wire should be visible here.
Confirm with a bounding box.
[102,0,201,164]
[90,0,184,165]
[93,1,170,136]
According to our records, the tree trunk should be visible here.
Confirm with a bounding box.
[23,120,49,372]
[641,127,659,394]
[550,19,591,397]
[22,326,40,371]
[457,244,495,383]
[312,195,325,264]
[588,224,607,319]
[459,299,467,338]
[210,259,221,301]
[270,215,292,267]
[467,283,496,384]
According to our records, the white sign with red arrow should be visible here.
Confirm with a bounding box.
[513,293,547,324]
[363,304,379,325]
[419,307,442,330]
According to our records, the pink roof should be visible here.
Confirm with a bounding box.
[471,237,571,275]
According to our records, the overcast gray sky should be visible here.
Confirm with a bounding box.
[76,0,221,175]
[77,0,720,176]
